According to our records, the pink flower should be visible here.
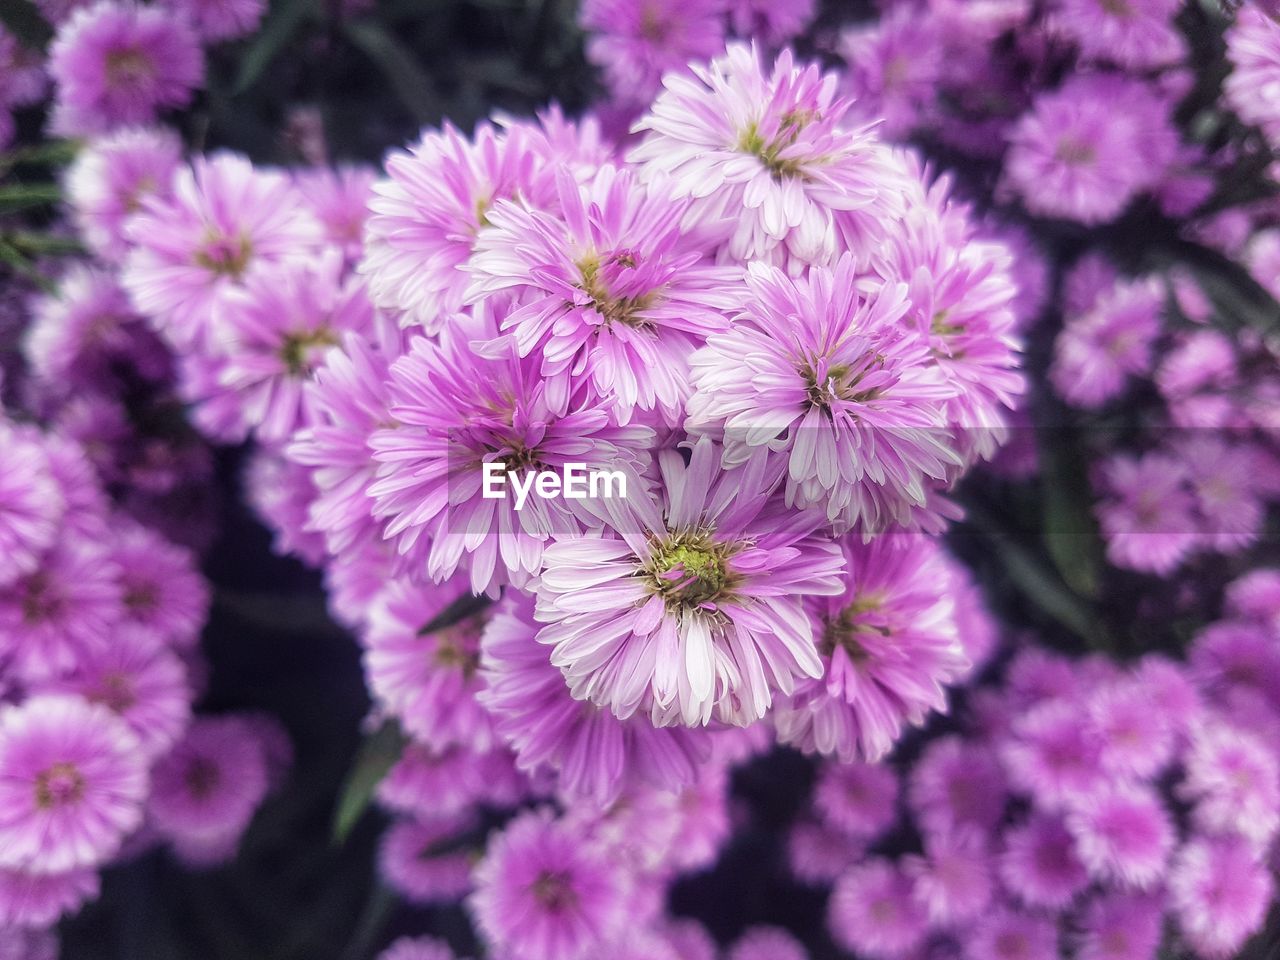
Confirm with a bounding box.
[243,448,328,566]
[377,937,456,960]
[0,867,99,929]
[909,735,1009,838]
[1088,677,1177,780]
[724,0,815,45]
[812,760,899,840]
[999,812,1090,910]
[105,520,208,649]
[838,9,945,140]
[0,696,147,874]
[962,906,1058,960]
[294,165,377,264]
[1001,699,1107,811]
[0,426,64,590]
[48,0,202,136]
[1095,452,1200,575]
[1180,719,1280,852]
[906,830,994,929]
[828,858,929,960]
[535,438,844,727]
[728,926,808,960]
[1051,0,1184,68]
[1169,835,1273,960]
[1226,7,1280,150]
[1051,276,1164,409]
[468,808,630,960]
[378,815,475,904]
[161,0,265,42]
[786,817,865,886]
[1077,892,1164,960]
[1065,784,1174,889]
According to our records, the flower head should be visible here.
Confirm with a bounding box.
[1065,784,1174,889]
[828,858,928,960]
[1169,836,1273,960]
[1227,8,1280,151]
[998,812,1090,910]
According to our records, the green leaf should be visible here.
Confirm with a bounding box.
[343,21,439,125]
[1035,424,1105,600]
[0,0,53,51]
[331,721,404,844]
[0,140,81,176]
[417,590,492,636]
[0,183,61,216]
[233,0,316,96]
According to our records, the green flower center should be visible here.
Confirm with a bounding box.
[575,252,656,327]
[820,593,889,662]
[280,328,338,377]
[646,532,739,611]
[735,110,819,180]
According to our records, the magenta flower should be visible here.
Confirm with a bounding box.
[786,818,865,886]
[688,255,961,534]
[0,27,47,109]
[1088,677,1177,781]
[905,829,994,929]
[294,165,376,265]
[727,926,808,960]
[377,937,457,960]
[468,808,630,960]
[724,0,815,45]
[998,812,1090,910]
[1095,453,1200,575]
[48,0,203,136]
[467,163,738,425]
[363,574,494,753]
[0,867,99,929]
[630,44,908,270]
[161,0,265,42]
[828,858,928,960]
[774,535,969,761]
[377,742,526,820]
[1227,8,1280,150]
[378,815,475,904]
[535,439,844,727]
[1077,892,1164,960]
[963,906,1059,960]
[243,448,328,567]
[908,735,1008,838]
[812,760,899,840]
[838,9,944,140]
[106,520,208,650]
[0,695,147,875]
[1051,0,1184,68]
[1065,784,1174,889]
[1051,276,1164,409]
[1001,699,1107,810]
[0,425,64,590]
[1169,835,1273,960]
[1180,719,1280,853]
[479,593,709,804]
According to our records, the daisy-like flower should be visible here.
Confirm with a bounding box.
[828,858,928,960]
[688,255,961,534]
[786,817,865,885]
[106,520,208,650]
[1180,719,1280,852]
[363,574,494,752]
[0,927,58,958]
[294,165,377,265]
[1095,452,1200,576]
[630,44,908,270]
[1065,784,1174,889]
[580,0,726,105]
[212,253,375,444]
[0,696,147,874]
[724,0,815,45]
[1189,620,1280,715]
[812,761,899,840]
[48,0,203,137]
[370,324,652,596]
[0,867,99,929]
[0,27,47,109]
[361,119,562,331]
[1227,8,1280,151]
[63,126,183,263]
[161,0,265,42]
[123,152,324,351]
[535,438,844,728]
[1002,75,1178,226]
[0,537,123,682]
[0,425,65,589]
[1001,699,1107,810]
[773,535,969,761]
[467,163,738,425]
[377,742,526,820]
[963,906,1059,960]
[479,594,709,804]
[1168,835,1273,960]
[1088,676,1177,780]
[1051,0,1184,69]
[727,926,808,960]
[468,808,630,960]
[243,448,328,567]
[908,735,1009,838]
[999,812,1090,910]
[378,815,475,904]
[838,8,945,140]
[905,829,994,930]
[1077,892,1164,960]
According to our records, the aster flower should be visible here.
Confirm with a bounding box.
[0,27,47,109]
[812,761,899,840]
[828,858,929,960]
[467,163,738,425]
[48,0,203,137]
[377,938,456,960]
[148,715,271,849]
[908,735,1009,838]
[667,766,733,872]
[1001,698,1107,810]
[468,808,630,960]
[161,0,265,42]
[630,44,909,270]
[1227,8,1280,150]
[1088,676,1177,780]
[1189,619,1280,715]
[727,926,808,960]
[1180,719,1280,852]
[998,812,1089,910]
[377,742,526,820]
[243,448,328,567]
[724,0,814,45]
[1095,452,1200,575]
[370,325,653,596]
[0,867,99,929]
[479,594,709,804]
[0,695,147,874]
[906,829,995,929]
[294,165,376,264]
[0,426,65,590]
[1076,892,1164,960]
[688,255,961,534]
[839,9,945,140]
[123,151,324,351]
[105,520,208,649]
[774,535,969,761]
[363,575,494,752]
[1051,0,1184,68]
[361,119,561,331]
[1065,784,1174,889]
[378,815,475,904]
[0,928,59,959]
[1226,568,1280,631]
[536,438,844,727]
[786,817,865,885]
[963,906,1058,960]
[1168,835,1273,960]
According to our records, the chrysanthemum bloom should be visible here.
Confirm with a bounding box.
[581,0,725,104]
[1051,0,1184,68]
[1169,835,1273,960]
[0,696,147,874]
[536,439,844,727]
[294,165,376,264]
[0,537,123,682]
[0,867,99,929]
[123,152,323,351]
[243,449,328,567]
[1180,719,1280,852]
[161,0,265,41]
[812,761,899,840]
[908,735,1008,838]
[0,27,48,109]
[47,0,203,137]
[1065,784,1174,889]
[469,808,630,960]
[479,594,709,803]
[1000,699,1107,810]
[1002,75,1177,226]
[838,8,944,140]
[362,119,562,331]
[148,715,270,848]
[724,0,814,44]
[1226,568,1280,632]
[828,858,928,960]
[774,535,969,761]
[40,626,190,760]
[998,812,1090,910]
[962,905,1059,960]
[1226,7,1280,150]
[377,742,526,820]
[0,426,65,589]
[65,126,182,263]
[378,815,475,904]
[105,521,208,650]
[1050,275,1164,409]
[363,575,494,752]
[1075,892,1164,960]
[467,164,738,426]
[1189,620,1280,716]
[727,926,808,960]
[1095,453,1200,575]
[376,937,456,960]
[1087,677,1176,780]
[630,44,909,270]
[371,320,654,595]
[1176,436,1266,553]
[688,256,961,533]
[212,255,375,444]
[786,818,865,885]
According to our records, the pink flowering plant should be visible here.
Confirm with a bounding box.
[0,0,1279,958]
